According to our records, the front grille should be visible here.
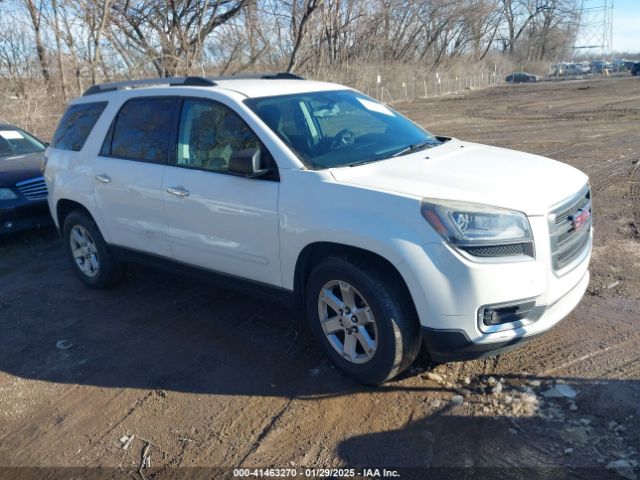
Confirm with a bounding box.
[549,186,591,272]
[15,176,48,200]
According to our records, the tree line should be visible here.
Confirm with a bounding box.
[0,0,580,98]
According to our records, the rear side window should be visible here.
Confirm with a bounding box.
[51,102,107,151]
[105,97,178,163]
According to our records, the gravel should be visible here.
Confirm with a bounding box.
[425,372,443,383]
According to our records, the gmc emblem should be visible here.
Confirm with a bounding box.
[569,208,591,231]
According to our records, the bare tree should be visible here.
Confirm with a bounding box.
[79,0,113,84]
[50,0,68,98]
[0,0,583,94]
[22,0,49,83]
[286,0,321,72]
[109,0,248,77]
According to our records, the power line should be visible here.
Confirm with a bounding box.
[573,0,613,59]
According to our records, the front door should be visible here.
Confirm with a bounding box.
[162,98,281,286]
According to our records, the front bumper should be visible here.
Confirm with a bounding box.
[0,198,52,235]
[422,327,544,362]
[396,208,592,361]
[421,268,589,362]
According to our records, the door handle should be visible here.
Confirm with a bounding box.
[166,186,190,198]
[95,174,112,184]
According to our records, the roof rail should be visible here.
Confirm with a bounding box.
[82,76,216,96]
[209,72,305,81]
[261,72,305,80]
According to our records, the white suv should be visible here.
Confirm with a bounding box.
[45,74,592,384]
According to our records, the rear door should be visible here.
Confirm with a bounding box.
[161,97,281,286]
[93,96,178,257]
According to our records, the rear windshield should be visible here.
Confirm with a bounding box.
[52,101,107,152]
[0,128,45,158]
[245,90,441,169]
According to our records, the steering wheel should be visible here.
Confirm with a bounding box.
[330,129,355,149]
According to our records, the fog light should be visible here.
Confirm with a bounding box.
[4,221,15,230]
[479,300,536,327]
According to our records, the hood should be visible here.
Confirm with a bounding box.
[329,139,588,216]
[0,152,45,188]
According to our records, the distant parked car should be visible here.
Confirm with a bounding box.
[563,64,586,76]
[505,72,538,83]
[551,63,567,76]
[591,61,613,74]
[624,61,637,72]
[611,59,627,72]
[0,124,51,234]
[632,63,640,76]
[577,63,591,74]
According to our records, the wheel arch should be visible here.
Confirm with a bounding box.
[293,242,417,316]
[56,199,95,231]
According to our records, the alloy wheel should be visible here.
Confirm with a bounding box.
[317,280,378,364]
[69,225,100,277]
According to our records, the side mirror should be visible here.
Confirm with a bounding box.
[228,148,271,178]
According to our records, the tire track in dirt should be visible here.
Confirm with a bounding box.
[588,155,638,192]
[540,335,640,378]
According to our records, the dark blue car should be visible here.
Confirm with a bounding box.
[0,124,52,234]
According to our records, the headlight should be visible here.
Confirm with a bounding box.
[0,188,18,200]
[421,198,534,258]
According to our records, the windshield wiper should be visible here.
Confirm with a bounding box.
[391,140,436,157]
[344,140,437,168]
[347,159,380,167]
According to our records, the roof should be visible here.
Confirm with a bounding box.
[78,75,348,102]
[214,78,346,98]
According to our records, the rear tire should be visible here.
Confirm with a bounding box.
[63,211,121,289]
[305,256,421,385]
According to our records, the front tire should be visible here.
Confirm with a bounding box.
[63,211,121,289]
[305,257,421,385]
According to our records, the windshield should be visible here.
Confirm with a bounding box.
[245,90,441,169]
[0,128,46,158]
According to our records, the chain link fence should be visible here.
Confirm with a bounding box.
[304,65,508,104]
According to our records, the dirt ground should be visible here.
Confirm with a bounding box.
[1,76,639,480]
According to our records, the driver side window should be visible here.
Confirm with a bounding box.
[176,99,263,172]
